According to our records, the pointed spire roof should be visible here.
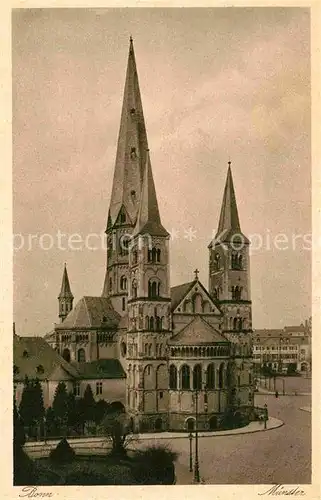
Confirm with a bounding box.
[211,162,249,246]
[133,150,168,237]
[108,37,149,227]
[217,162,241,234]
[58,264,73,299]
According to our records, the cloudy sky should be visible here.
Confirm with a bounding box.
[12,7,311,336]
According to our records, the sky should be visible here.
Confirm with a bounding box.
[12,7,311,336]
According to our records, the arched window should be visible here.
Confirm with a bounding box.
[148,279,159,298]
[133,250,138,264]
[238,318,243,330]
[120,276,127,291]
[193,364,202,390]
[214,253,221,271]
[132,280,137,299]
[233,318,238,330]
[181,365,190,390]
[77,348,86,363]
[193,294,203,313]
[238,374,241,386]
[156,316,161,331]
[150,317,154,331]
[218,363,225,388]
[169,365,177,389]
[206,363,215,389]
[238,255,243,269]
[109,277,112,292]
[151,247,157,262]
[145,316,149,330]
[156,249,161,262]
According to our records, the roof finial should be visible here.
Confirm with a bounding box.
[194,268,199,280]
[228,158,231,168]
[130,35,133,43]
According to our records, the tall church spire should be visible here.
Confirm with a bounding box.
[108,37,149,227]
[58,263,73,299]
[217,162,241,236]
[58,264,73,322]
[133,150,168,237]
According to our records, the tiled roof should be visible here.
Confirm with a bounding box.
[170,281,196,312]
[56,296,120,329]
[14,335,79,382]
[71,359,126,380]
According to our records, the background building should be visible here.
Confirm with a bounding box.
[252,321,311,374]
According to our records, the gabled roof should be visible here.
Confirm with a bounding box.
[14,335,79,382]
[169,316,228,345]
[71,359,126,380]
[55,296,120,330]
[108,37,149,227]
[133,150,168,238]
[170,279,222,314]
[170,281,196,311]
[58,264,73,299]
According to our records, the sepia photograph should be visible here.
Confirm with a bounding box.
[11,6,313,489]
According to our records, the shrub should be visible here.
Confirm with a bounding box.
[131,445,178,485]
[49,438,76,464]
[14,447,37,485]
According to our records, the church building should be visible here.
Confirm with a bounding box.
[45,38,254,432]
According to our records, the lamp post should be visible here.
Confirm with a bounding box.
[43,415,47,444]
[264,403,268,430]
[194,389,200,483]
[188,432,193,472]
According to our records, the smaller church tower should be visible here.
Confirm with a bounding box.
[208,162,253,409]
[58,264,73,322]
[126,150,172,432]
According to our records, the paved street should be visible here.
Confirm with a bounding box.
[143,393,311,484]
[258,375,311,395]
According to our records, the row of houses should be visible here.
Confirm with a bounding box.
[251,322,311,373]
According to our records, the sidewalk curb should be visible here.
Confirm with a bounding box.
[299,407,311,413]
[24,418,284,451]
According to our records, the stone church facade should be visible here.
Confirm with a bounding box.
[45,39,254,432]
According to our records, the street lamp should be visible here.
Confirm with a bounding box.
[193,389,200,483]
[43,415,47,444]
[263,403,268,430]
[188,432,193,472]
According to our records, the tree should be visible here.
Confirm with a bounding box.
[33,379,45,423]
[19,377,45,435]
[82,384,96,424]
[101,412,135,457]
[94,399,109,425]
[52,382,69,429]
[19,377,33,428]
[14,399,25,450]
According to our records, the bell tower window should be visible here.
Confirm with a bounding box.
[132,280,137,299]
[214,253,221,271]
[130,147,137,159]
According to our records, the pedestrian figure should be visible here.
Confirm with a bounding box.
[275,390,279,398]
